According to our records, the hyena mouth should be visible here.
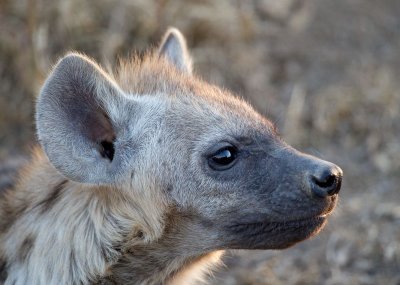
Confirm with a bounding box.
[225,215,328,249]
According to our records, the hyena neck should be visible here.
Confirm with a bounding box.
[0,149,222,285]
[103,218,224,285]
[102,248,223,285]
[0,149,163,284]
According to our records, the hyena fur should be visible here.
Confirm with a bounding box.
[0,28,343,285]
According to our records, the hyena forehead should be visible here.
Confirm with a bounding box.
[168,94,276,145]
[118,60,275,145]
[116,31,274,138]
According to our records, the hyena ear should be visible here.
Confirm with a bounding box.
[158,27,193,74]
[36,53,132,184]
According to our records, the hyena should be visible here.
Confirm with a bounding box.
[0,28,343,285]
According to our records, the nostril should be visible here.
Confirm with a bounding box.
[313,174,336,189]
[310,167,342,198]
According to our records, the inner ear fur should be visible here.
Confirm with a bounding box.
[36,53,129,184]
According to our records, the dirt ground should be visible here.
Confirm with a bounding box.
[1,0,399,284]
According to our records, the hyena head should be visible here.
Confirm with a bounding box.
[36,28,342,252]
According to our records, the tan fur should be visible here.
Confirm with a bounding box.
[166,251,224,285]
[0,147,172,284]
[0,28,342,285]
[0,52,230,284]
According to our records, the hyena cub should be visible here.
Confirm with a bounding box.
[0,28,342,285]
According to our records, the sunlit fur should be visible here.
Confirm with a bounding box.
[0,28,339,285]
[0,30,234,285]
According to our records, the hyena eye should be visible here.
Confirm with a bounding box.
[209,146,238,170]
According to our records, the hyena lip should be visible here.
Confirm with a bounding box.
[225,215,328,250]
[228,215,328,232]
[229,206,335,227]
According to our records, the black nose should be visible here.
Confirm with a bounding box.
[310,166,343,198]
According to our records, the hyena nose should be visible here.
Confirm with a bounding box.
[310,165,343,198]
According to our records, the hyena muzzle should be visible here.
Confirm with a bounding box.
[0,28,342,285]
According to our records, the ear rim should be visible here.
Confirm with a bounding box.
[158,27,193,74]
[36,53,131,185]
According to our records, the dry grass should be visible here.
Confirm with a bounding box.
[1,0,399,284]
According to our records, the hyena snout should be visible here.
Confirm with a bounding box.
[276,147,343,200]
[308,161,343,198]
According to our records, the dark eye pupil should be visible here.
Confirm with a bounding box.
[212,147,236,165]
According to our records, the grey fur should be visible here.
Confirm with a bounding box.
[0,28,342,285]
[159,28,193,74]
[36,54,136,184]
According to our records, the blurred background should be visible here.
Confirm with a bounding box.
[1,0,399,284]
